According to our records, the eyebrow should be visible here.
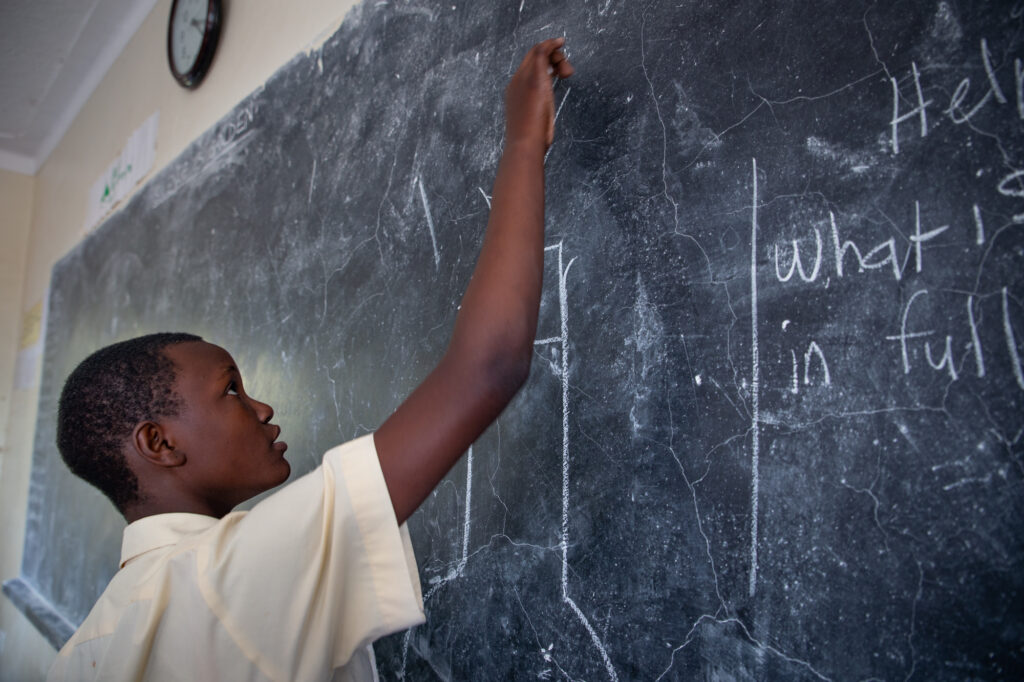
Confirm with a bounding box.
[218,365,239,378]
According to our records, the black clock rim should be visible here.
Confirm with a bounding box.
[167,0,222,89]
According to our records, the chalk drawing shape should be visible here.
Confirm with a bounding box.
[397,242,618,681]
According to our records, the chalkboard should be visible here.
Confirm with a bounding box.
[5,0,1023,678]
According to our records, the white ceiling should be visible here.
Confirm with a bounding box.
[0,0,160,175]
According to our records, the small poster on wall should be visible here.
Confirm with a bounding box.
[83,112,159,231]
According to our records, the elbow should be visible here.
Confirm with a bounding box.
[447,312,537,405]
[488,343,532,401]
[458,337,533,407]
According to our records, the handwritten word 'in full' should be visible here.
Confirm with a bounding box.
[887,288,1023,390]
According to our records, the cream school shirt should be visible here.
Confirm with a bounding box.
[47,435,425,682]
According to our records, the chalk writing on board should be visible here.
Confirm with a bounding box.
[890,36,1024,223]
[748,158,762,599]
[884,287,1023,387]
[772,203,952,287]
[891,38,1020,152]
[546,241,617,682]
[400,242,618,680]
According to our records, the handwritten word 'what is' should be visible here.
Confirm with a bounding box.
[770,202,1022,390]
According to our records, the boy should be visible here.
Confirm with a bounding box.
[47,38,574,681]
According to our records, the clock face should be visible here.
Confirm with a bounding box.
[171,0,208,74]
[167,0,220,88]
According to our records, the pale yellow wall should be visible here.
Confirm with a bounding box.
[0,168,47,682]
[0,1,358,677]
[0,170,33,456]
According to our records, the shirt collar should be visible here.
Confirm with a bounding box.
[120,513,220,568]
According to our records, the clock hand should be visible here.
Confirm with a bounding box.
[190,17,203,32]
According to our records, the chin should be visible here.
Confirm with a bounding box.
[273,459,292,486]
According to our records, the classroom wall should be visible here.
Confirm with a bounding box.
[0,171,33,461]
[0,0,358,677]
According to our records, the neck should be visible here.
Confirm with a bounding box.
[123,496,228,523]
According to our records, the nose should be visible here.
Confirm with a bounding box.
[252,397,274,424]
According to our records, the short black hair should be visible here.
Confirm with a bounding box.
[57,332,203,514]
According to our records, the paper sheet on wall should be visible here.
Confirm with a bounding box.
[84,112,159,231]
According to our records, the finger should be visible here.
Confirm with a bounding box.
[535,39,568,72]
[555,56,574,79]
[518,37,561,72]
[533,37,566,58]
[547,45,574,79]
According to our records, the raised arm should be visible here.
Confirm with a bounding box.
[374,38,574,524]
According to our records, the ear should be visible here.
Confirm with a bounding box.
[130,421,186,468]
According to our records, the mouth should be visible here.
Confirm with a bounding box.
[270,425,288,453]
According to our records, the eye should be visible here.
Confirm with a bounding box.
[226,380,240,396]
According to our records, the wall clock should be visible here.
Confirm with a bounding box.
[167,0,222,89]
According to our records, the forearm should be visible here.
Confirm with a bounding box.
[448,140,547,379]
[377,143,547,524]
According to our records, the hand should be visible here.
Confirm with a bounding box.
[504,38,575,150]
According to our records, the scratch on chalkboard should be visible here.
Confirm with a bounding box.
[545,87,572,164]
[839,453,889,546]
[659,615,833,681]
[639,11,678,233]
[307,159,317,205]
[417,178,441,270]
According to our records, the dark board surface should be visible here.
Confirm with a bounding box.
[9,0,1023,679]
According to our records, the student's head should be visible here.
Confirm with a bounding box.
[58,333,290,520]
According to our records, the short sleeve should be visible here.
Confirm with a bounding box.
[194,434,425,682]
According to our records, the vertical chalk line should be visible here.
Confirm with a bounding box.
[399,629,411,679]
[555,242,618,681]
[1003,287,1024,390]
[790,350,799,394]
[417,178,441,269]
[973,204,985,245]
[401,243,616,679]
[398,446,474,675]
[559,243,571,591]
[460,445,473,571]
[749,158,761,599]
[967,295,985,378]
